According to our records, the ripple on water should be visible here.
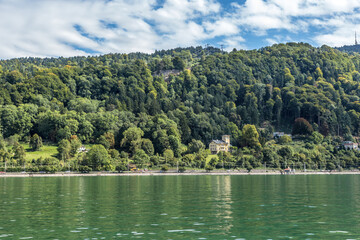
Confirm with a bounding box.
[168,229,201,233]
[329,231,349,234]
[193,222,205,225]
[116,233,129,236]
[0,234,13,238]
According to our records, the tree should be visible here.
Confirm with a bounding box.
[69,135,82,157]
[188,139,205,153]
[13,142,25,165]
[310,131,323,144]
[133,149,149,169]
[85,145,110,171]
[292,118,313,135]
[29,134,42,151]
[98,132,115,149]
[278,135,292,144]
[120,127,144,155]
[262,147,277,165]
[163,149,174,164]
[141,139,154,156]
[277,146,293,167]
[172,56,185,71]
[241,125,261,149]
[57,139,71,161]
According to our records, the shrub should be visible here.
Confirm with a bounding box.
[205,165,214,172]
[161,165,169,172]
[116,164,127,172]
[178,166,186,173]
[79,165,91,173]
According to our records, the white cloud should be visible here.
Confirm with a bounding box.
[204,19,239,37]
[0,0,222,59]
[1,0,360,59]
[229,0,360,47]
[222,36,247,51]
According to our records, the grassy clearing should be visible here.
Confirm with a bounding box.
[21,143,94,161]
[21,143,59,161]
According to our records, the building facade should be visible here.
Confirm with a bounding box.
[342,141,359,150]
[209,135,231,154]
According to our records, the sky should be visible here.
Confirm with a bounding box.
[1,0,360,59]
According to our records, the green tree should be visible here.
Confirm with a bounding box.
[133,149,150,169]
[278,135,292,144]
[141,138,154,156]
[57,139,71,161]
[188,139,205,153]
[69,135,82,157]
[310,131,323,144]
[163,148,174,164]
[97,132,115,150]
[85,145,110,171]
[13,142,25,166]
[29,134,42,151]
[241,124,261,149]
[120,127,144,155]
[172,56,185,71]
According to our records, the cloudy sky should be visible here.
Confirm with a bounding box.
[1,0,360,59]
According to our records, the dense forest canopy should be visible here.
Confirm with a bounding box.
[1,42,360,172]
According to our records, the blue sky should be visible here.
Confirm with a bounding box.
[0,0,360,59]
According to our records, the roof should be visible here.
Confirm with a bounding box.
[211,140,227,144]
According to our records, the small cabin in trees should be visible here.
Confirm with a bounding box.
[273,132,284,138]
[77,146,88,153]
[209,135,230,154]
[342,141,358,150]
[273,132,292,139]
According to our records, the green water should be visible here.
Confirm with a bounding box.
[0,175,360,239]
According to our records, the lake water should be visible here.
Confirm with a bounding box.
[0,175,359,239]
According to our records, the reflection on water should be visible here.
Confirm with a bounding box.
[0,175,360,239]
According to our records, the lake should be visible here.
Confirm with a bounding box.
[0,175,359,239]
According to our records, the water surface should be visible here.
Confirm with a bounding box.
[0,175,359,239]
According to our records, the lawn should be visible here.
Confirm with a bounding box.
[21,143,59,161]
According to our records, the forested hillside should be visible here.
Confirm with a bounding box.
[1,42,360,172]
[335,44,360,54]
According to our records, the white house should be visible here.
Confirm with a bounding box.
[273,132,284,138]
[342,141,358,150]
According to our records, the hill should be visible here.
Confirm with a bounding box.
[1,42,360,171]
[335,44,360,54]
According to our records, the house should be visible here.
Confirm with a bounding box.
[273,132,285,138]
[342,141,358,150]
[77,145,88,153]
[273,132,292,140]
[209,135,230,154]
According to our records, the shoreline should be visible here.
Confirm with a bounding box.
[1,170,360,178]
